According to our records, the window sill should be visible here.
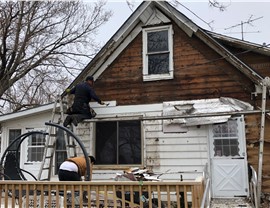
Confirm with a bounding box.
[143,72,173,82]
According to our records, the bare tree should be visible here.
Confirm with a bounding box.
[0,1,112,113]
[170,0,230,30]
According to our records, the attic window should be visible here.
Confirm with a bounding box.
[143,25,173,81]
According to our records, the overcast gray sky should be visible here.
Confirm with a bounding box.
[96,1,270,46]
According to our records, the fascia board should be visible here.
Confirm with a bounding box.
[65,1,151,90]
[0,103,54,122]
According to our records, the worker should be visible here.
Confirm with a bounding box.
[63,75,105,127]
[58,155,96,202]
[58,155,96,181]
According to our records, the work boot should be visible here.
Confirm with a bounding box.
[72,116,79,126]
[63,116,72,127]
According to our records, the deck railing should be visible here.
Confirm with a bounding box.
[0,179,204,208]
[249,165,258,208]
[200,163,211,208]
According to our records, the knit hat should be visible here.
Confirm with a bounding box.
[85,76,94,81]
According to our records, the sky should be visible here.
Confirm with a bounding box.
[96,1,270,46]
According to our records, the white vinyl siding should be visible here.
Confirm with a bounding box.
[84,106,208,181]
[144,114,208,180]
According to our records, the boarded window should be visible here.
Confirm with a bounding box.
[95,120,142,165]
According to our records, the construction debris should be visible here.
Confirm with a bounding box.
[113,167,163,182]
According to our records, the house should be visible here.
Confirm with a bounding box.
[1,0,270,203]
[0,103,55,180]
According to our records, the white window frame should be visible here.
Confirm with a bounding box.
[209,117,245,158]
[142,25,174,81]
[26,130,46,162]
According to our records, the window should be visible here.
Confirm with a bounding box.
[95,120,142,165]
[143,25,173,81]
[212,120,240,157]
[27,133,46,162]
[55,129,67,173]
[9,129,22,151]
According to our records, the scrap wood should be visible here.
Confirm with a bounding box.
[114,167,163,181]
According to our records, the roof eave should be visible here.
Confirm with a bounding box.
[207,31,270,56]
[63,0,264,95]
[0,103,54,122]
[195,28,264,86]
[63,1,152,94]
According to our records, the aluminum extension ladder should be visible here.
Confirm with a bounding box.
[37,96,77,181]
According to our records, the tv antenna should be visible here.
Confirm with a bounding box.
[224,15,263,40]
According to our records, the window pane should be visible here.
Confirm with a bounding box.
[118,121,141,164]
[96,122,117,164]
[227,121,238,137]
[28,147,44,161]
[148,53,169,74]
[96,121,142,165]
[55,129,67,173]
[223,146,230,156]
[214,139,222,145]
[30,134,45,146]
[27,133,45,162]
[231,145,239,156]
[213,120,240,157]
[213,120,238,138]
[213,138,240,156]
[148,30,168,52]
[9,129,22,151]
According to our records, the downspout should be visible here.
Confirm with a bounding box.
[257,77,270,206]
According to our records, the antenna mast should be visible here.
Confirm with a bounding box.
[224,15,263,40]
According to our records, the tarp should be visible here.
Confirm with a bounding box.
[163,97,254,133]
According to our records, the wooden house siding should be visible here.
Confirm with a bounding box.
[89,10,270,193]
[218,45,270,78]
[94,23,254,107]
[245,114,270,193]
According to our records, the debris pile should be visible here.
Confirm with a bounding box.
[113,167,163,182]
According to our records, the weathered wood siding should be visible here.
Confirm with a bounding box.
[91,19,270,192]
[94,23,254,106]
[214,42,270,79]
[245,114,270,193]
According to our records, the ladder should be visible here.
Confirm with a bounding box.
[37,96,77,181]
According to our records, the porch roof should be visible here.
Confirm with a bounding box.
[0,103,54,122]
[163,97,254,132]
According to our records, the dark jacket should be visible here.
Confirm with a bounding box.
[70,82,101,114]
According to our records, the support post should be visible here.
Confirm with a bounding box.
[257,77,270,206]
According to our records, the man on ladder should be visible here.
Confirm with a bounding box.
[63,75,106,127]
